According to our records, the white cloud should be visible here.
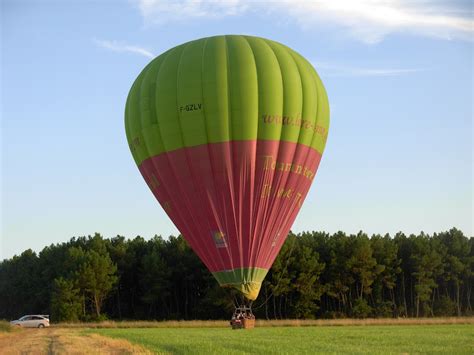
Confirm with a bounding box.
[272,0,473,43]
[132,0,473,43]
[93,38,155,59]
[135,0,248,24]
[313,61,425,77]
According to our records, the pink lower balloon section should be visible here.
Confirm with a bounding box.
[138,140,322,273]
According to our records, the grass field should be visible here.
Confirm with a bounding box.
[91,324,474,354]
[0,319,472,354]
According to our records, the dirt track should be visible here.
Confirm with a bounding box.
[0,328,150,354]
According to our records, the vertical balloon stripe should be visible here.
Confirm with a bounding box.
[177,39,208,147]
[140,55,165,127]
[202,36,230,143]
[245,36,283,142]
[201,37,237,274]
[226,36,258,141]
[226,36,258,279]
[155,46,185,152]
[139,57,167,158]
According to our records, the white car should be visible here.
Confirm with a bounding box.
[10,315,50,328]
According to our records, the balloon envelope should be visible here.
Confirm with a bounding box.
[125,35,329,300]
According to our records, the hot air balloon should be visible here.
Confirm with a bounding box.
[125,35,329,303]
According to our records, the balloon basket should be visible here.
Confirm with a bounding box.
[230,305,255,329]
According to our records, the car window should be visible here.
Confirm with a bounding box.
[32,316,42,320]
[20,316,30,321]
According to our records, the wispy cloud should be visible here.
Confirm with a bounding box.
[93,38,155,58]
[313,61,425,77]
[135,0,248,24]
[132,0,473,43]
[272,0,473,44]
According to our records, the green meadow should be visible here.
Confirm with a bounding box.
[91,324,474,354]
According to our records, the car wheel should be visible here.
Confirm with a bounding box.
[38,324,45,328]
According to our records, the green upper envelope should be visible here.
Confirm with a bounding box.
[125,35,330,166]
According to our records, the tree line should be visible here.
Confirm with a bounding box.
[0,228,472,321]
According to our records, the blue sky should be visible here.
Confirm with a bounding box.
[1,0,472,259]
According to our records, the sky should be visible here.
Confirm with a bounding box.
[1,0,472,260]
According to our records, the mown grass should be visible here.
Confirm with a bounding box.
[91,324,474,354]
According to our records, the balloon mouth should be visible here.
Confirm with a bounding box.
[223,282,262,301]
[212,267,268,301]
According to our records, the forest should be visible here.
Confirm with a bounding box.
[0,228,472,322]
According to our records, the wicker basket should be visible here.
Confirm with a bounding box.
[230,305,255,329]
[242,318,255,329]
